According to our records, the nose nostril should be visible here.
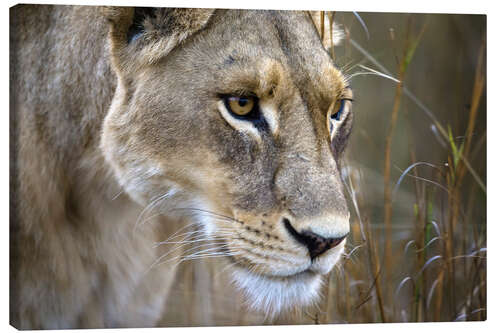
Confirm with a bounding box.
[283,218,347,260]
[283,218,300,239]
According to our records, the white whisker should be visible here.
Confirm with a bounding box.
[134,191,174,233]
[154,235,232,247]
[151,238,239,270]
[156,228,234,245]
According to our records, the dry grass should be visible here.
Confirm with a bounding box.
[313,11,486,324]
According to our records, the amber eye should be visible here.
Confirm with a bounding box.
[224,96,256,116]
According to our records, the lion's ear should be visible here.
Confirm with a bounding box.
[309,11,344,49]
[103,7,214,77]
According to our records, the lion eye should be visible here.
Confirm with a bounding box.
[326,97,352,142]
[330,100,345,121]
[224,96,256,116]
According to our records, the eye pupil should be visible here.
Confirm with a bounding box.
[224,95,256,117]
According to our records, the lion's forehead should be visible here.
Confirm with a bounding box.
[174,10,347,100]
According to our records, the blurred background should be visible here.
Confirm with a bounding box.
[159,11,486,326]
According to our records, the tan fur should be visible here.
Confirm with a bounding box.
[10,5,353,329]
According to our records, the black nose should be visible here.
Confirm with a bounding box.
[283,218,347,260]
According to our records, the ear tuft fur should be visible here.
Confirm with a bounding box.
[309,11,344,48]
[103,7,214,79]
[127,7,157,43]
[141,8,214,39]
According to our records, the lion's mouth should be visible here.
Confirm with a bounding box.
[222,237,346,278]
[269,268,316,280]
[226,254,316,279]
[229,255,315,279]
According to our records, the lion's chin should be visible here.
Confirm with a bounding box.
[230,267,323,318]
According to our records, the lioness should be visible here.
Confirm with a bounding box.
[10,5,353,329]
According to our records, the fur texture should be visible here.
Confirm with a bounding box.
[10,5,352,329]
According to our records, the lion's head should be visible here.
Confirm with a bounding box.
[101,8,353,316]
